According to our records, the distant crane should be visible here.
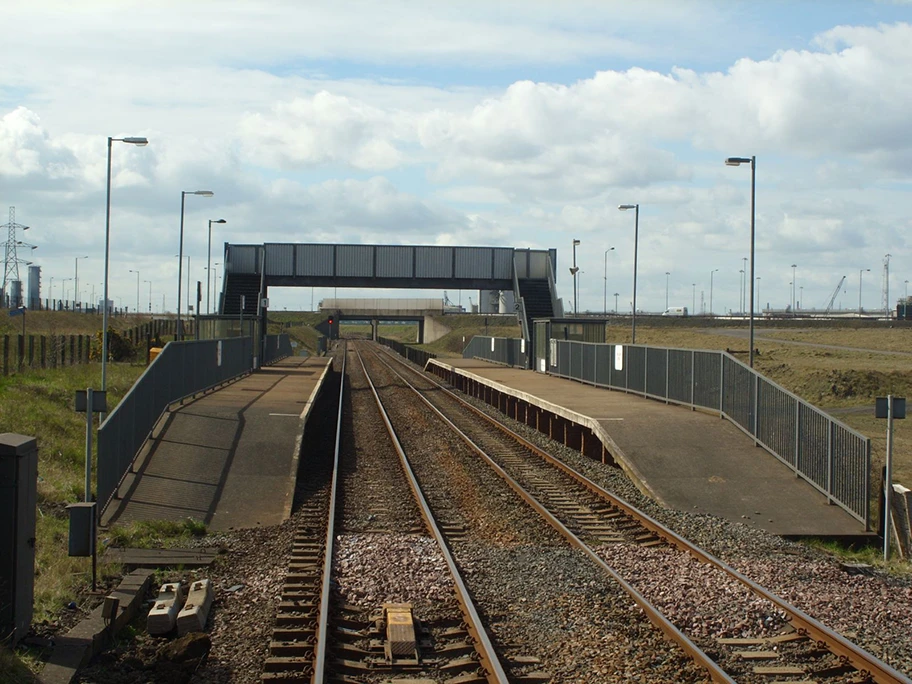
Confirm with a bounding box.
[823,275,847,316]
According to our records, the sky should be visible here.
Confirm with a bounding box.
[2,0,912,316]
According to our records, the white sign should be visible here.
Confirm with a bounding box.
[549,339,557,366]
[614,344,624,371]
[520,339,525,353]
[217,340,223,367]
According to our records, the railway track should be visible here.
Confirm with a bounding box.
[261,343,517,683]
[365,341,912,684]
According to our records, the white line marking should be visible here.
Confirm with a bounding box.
[269,413,301,417]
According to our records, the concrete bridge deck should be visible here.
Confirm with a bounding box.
[427,357,868,539]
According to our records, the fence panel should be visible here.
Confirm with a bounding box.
[721,356,754,434]
[263,334,293,364]
[667,349,693,404]
[756,379,797,469]
[645,347,667,400]
[97,337,253,514]
[626,346,646,394]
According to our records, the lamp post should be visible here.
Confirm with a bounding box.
[725,155,756,367]
[74,255,88,308]
[709,269,719,316]
[618,204,639,343]
[799,286,803,312]
[741,257,748,314]
[178,190,214,340]
[128,269,140,314]
[207,218,226,315]
[613,292,619,313]
[756,277,762,314]
[144,280,152,313]
[603,246,614,315]
[859,268,871,315]
[665,272,670,311]
[50,277,54,303]
[692,283,695,315]
[791,264,797,314]
[103,135,148,396]
[570,239,580,314]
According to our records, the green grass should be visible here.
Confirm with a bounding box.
[0,362,146,620]
[0,644,36,684]
[804,539,912,575]
[105,518,207,548]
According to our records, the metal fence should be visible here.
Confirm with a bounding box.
[97,337,254,514]
[263,334,294,364]
[463,335,530,369]
[377,337,437,367]
[547,339,871,526]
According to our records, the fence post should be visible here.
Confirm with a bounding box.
[28,336,34,368]
[719,353,724,415]
[690,350,695,410]
[17,335,24,373]
[826,420,834,505]
[665,348,670,403]
[40,336,46,369]
[3,335,8,376]
[70,336,75,365]
[793,400,801,475]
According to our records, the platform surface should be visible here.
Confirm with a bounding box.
[102,356,332,532]
[431,357,866,537]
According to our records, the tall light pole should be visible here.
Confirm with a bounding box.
[128,269,140,314]
[143,280,152,313]
[739,269,744,315]
[570,239,580,314]
[741,256,748,313]
[603,246,614,315]
[859,268,871,315]
[618,204,639,343]
[756,277,762,314]
[178,190,214,340]
[613,292,619,313]
[207,218,226,315]
[103,135,148,396]
[709,268,719,316]
[725,155,756,367]
[665,272,670,310]
[74,255,88,308]
[791,263,797,314]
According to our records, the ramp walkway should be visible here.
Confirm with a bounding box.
[101,356,332,532]
[428,358,866,538]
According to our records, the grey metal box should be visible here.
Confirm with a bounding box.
[67,502,96,557]
[0,433,38,646]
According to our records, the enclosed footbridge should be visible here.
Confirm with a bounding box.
[219,243,562,339]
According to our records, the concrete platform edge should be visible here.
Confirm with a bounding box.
[427,358,665,505]
[282,359,333,521]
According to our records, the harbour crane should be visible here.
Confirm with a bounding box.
[823,275,846,316]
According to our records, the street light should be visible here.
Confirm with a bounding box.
[665,271,671,311]
[709,268,719,316]
[103,135,148,396]
[128,269,140,314]
[570,239,580,314]
[692,283,696,314]
[143,280,152,313]
[741,257,748,314]
[613,292,619,313]
[74,256,88,309]
[618,204,639,343]
[207,218,226,315]
[791,264,797,314]
[725,155,756,367]
[603,246,615,315]
[178,190,214,340]
[175,254,191,315]
[859,268,871,315]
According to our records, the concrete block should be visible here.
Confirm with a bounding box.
[147,582,186,635]
[176,579,214,635]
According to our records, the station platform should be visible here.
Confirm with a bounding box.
[427,357,867,538]
[101,356,333,532]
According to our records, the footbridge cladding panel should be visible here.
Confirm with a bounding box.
[225,243,556,289]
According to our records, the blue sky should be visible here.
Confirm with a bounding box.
[2,0,912,316]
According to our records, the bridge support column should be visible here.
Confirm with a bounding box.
[371,319,378,341]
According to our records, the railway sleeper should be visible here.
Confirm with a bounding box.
[263,656,319,673]
[268,640,315,657]
[271,628,316,641]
